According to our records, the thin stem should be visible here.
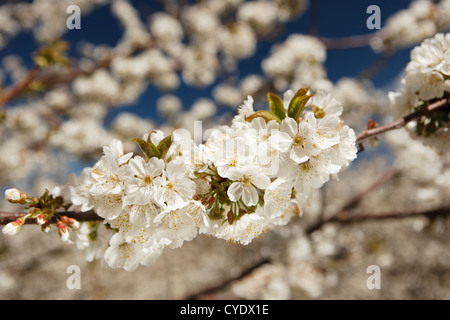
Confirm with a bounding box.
[0,210,103,225]
[313,206,450,229]
[306,167,400,234]
[308,0,320,36]
[36,56,112,85]
[320,34,374,50]
[0,66,40,109]
[356,97,450,145]
[182,257,271,300]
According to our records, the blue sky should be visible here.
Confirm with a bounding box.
[0,0,420,183]
[2,0,415,121]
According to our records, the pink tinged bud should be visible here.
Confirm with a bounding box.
[41,223,51,233]
[2,217,26,236]
[61,216,80,229]
[57,221,70,242]
[5,188,27,204]
[36,214,47,225]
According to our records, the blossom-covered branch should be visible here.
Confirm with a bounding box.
[356,96,450,145]
[1,87,359,270]
[0,210,102,225]
[1,1,449,281]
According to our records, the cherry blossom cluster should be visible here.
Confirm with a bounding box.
[18,88,355,271]
[388,33,450,148]
[371,0,450,53]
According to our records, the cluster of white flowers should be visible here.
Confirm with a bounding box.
[60,89,357,271]
[386,128,450,208]
[371,0,450,53]
[262,34,330,92]
[388,33,450,148]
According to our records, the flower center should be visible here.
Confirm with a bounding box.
[312,105,325,119]
[166,182,174,190]
[143,176,153,185]
[293,134,304,146]
[242,176,251,185]
[301,162,312,173]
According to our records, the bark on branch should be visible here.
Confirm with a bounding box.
[306,206,450,235]
[306,167,400,234]
[0,210,103,225]
[319,34,374,50]
[183,258,271,300]
[356,97,450,144]
[0,66,40,109]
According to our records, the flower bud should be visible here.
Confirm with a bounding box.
[57,221,70,242]
[5,188,27,204]
[61,215,80,229]
[36,214,47,225]
[2,217,26,236]
[41,223,51,233]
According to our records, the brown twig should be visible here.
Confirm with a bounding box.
[306,167,400,234]
[356,97,450,145]
[0,210,103,225]
[182,258,271,300]
[308,0,320,36]
[310,206,450,230]
[319,33,374,50]
[0,66,40,108]
[36,56,112,85]
[357,53,391,81]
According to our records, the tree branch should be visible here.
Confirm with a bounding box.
[182,257,271,300]
[306,167,400,234]
[0,66,40,109]
[307,206,450,234]
[308,0,320,36]
[320,34,374,50]
[36,56,113,85]
[356,96,450,145]
[0,210,103,225]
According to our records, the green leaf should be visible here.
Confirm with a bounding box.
[157,135,172,159]
[267,92,286,120]
[245,110,282,123]
[132,138,161,160]
[287,87,313,122]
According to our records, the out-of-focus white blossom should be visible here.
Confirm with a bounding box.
[182,5,219,41]
[371,0,450,53]
[111,0,151,50]
[149,12,184,44]
[237,0,279,33]
[156,94,183,119]
[389,33,450,147]
[73,69,121,104]
[212,83,244,107]
[231,263,291,299]
[218,22,257,61]
[262,34,327,91]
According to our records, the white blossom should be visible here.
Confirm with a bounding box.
[104,233,143,272]
[156,159,196,208]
